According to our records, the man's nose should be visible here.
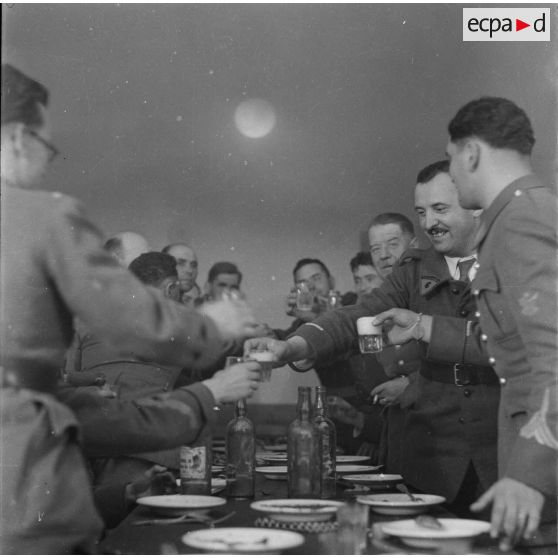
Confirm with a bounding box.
[379,245,390,259]
[424,211,438,231]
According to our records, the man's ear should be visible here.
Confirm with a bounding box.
[465,140,481,172]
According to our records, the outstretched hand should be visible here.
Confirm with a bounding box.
[203,361,262,403]
[199,298,260,341]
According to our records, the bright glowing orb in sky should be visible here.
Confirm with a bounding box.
[234,98,276,138]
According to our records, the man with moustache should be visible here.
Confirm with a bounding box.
[246,161,500,515]
[374,99,557,551]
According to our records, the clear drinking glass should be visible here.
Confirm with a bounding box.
[356,316,383,353]
[335,502,370,554]
[245,349,274,382]
[295,280,314,311]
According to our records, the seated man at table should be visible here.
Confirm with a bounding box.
[203,261,243,301]
[65,251,195,488]
[162,242,203,308]
[60,359,262,528]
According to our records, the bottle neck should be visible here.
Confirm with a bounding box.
[235,399,247,418]
[296,387,311,420]
[314,387,327,418]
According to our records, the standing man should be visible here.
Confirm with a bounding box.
[446,96,557,549]
[0,64,259,553]
[247,162,500,514]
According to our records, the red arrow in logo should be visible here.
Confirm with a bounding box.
[516,19,530,31]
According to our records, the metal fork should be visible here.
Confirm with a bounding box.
[396,483,424,502]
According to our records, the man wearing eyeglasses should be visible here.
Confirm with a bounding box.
[0,64,261,553]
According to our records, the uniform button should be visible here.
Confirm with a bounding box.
[460,309,469,317]
[488,357,496,365]
[472,289,480,296]
[474,311,481,318]
[459,417,465,424]
[481,334,488,342]
[398,360,405,366]
[473,262,480,269]
[500,377,507,386]
[514,189,522,197]
[451,287,460,295]
[464,389,471,398]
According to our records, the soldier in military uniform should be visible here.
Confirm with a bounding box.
[246,160,500,515]
[446,97,557,550]
[375,97,557,551]
[0,64,261,553]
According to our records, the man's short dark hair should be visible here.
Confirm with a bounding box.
[448,96,535,155]
[207,262,242,284]
[350,251,374,273]
[292,258,331,280]
[368,213,415,237]
[416,160,450,185]
[128,252,178,287]
[1,64,48,127]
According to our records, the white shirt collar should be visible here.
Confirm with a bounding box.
[444,254,478,281]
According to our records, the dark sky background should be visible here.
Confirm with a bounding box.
[3,4,556,401]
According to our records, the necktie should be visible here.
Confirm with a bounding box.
[457,258,476,282]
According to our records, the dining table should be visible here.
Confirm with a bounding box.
[97,471,556,555]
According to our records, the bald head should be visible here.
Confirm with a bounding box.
[104,232,151,267]
[162,243,198,291]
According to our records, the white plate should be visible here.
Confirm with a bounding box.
[357,493,446,515]
[335,455,371,463]
[336,464,383,474]
[381,518,490,549]
[182,527,304,553]
[212,465,225,473]
[263,443,287,451]
[255,465,287,480]
[251,498,344,522]
[258,452,288,463]
[342,473,403,488]
[136,495,226,517]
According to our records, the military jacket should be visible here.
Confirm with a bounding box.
[431,175,557,497]
[295,246,499,501]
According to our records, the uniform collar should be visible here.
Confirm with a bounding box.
[474,174,544,248]
[419,247,453,296]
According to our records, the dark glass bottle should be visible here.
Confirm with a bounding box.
[314,386,337,498]
[287,386,321,497]
[179,431,212,495]
[225,399,255,499]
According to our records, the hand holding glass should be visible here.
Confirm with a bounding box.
[356,317,383,353]
[245,349,274,382]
